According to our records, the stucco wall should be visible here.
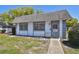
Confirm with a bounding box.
[5,28,12,33]
[19,31,28,35]
[0,26,3,30]
[28,22,33,36]
[16,21,51,37]
[62,20,66,39]
[45,21,51,37]
[16,23,19,35]
[16,20,67,38]
[33,31,45,36]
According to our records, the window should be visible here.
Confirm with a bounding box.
[19,23,28,30]
[33,21,45,31]
[53,24,58,29]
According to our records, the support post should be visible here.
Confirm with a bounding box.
[59,20,63,40]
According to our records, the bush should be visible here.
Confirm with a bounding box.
[2,30,6,33]
[68,31,79,46]
[0,30,6,33]
[68,23,79,46]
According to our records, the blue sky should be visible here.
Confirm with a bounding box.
[0,5,79,20]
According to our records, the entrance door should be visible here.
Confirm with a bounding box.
[51,21,59,38]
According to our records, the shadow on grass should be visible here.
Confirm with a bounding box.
[62,41,79,49]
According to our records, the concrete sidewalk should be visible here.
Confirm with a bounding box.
[47,39,64,54]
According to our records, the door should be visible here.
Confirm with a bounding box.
[12,27,16,35]
[51,21,59,38]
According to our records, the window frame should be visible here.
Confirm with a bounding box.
[19,22,28,31]
[53,24,58,29]
[33,21,45,31]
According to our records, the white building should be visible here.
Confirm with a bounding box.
[13,10,71,40]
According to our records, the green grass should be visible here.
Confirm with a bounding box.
[64,48,79,54]
[0,34,49,54]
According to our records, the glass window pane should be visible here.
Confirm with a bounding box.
[33,21,45,31]
[19,23,28,30]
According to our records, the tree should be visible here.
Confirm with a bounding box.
[8,7,34,17]
[1,13,13,25]
[66,18,79,45]
[68,23,79,46]
[1,7,43,24]
[1,7,35,24]
[9,9,17,17]
[66,18,78,30]
[22,7,34,15]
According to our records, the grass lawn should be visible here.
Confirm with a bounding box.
[0,34,49,54]
[62,41,79,54]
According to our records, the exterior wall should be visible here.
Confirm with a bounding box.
[45,21,51,37]
[59,20,63,39]
[62,20,66,39]
[19,31,28,35]
[16,23,19,35]
[59,20,67,39]
[16,21,51,37]
[34,31,45,36]
[5,28,12,33]
[0,25,3,30]
[28,22,33,36]
[0,28,3,30]
[16,20,67,39]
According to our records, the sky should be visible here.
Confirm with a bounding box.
[0,5,79,20]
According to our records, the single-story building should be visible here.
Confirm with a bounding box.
[13,10,72,39]
[0,22,12,33]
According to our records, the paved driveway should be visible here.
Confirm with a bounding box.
[47,38,64,54]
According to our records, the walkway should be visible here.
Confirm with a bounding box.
[47,39,64,54]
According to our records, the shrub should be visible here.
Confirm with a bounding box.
[2,30,6,33]
[68,23,79,46]
[0,30,6,33]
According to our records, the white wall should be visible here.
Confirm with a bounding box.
[34,31,45,36]
[15,20,65,39]
[16,23,19,35]
[59,20,63,39]
[45,21,51,37]
[5,28,12,33]
[0,28,3,30]
[16,21,52,37]
[28,22,33,36]
[0,26,3,30]
[19,31,28,35]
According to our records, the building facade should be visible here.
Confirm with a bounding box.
[13,10,71,39]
